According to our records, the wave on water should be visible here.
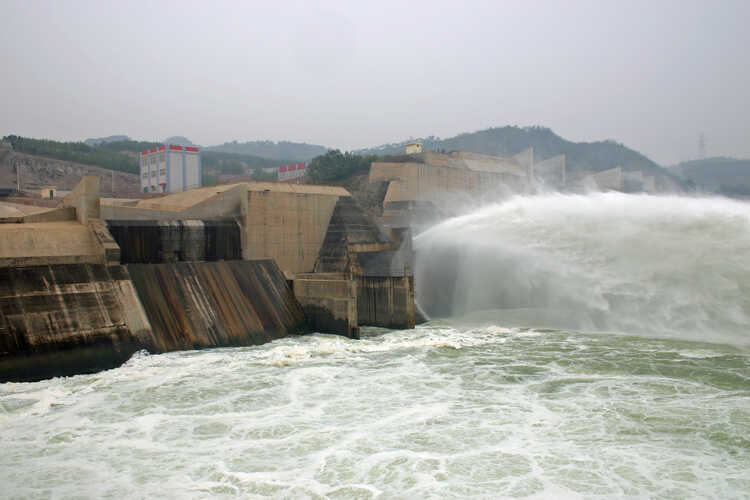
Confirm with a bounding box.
[414,192,750,345]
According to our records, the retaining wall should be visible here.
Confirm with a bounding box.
[0,264,153,382]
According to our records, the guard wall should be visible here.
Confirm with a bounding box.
[63,175,100,224]
[533,155,566,188]
[370,161,523,208]
[0,221,104,268]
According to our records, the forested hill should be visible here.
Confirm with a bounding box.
[2,136,291,178]
[669,157,750,197]
[357,126,665,175]
[206,140,328,162]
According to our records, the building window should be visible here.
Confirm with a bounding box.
[160,169,166,176]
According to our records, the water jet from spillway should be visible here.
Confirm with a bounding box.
[414,192,750,345]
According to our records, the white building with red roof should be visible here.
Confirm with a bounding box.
[139,144,202,193]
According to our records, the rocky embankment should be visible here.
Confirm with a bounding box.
[0,142,140,196]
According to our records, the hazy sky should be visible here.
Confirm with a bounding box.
[1,0,748,164]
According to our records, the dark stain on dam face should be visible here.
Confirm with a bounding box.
[127,260,306,352]
[107,220,242,264]
[0,264,148,382]
[0,260,305,382]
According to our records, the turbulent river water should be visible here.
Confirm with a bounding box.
[1,193,749,498]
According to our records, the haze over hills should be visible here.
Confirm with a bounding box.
[85,135,325,162]
[357,126,667,176]
[83,135,129,147]
[164,136,196,147]
[669,157,750,197]
[10,126,750,195]
[206,140,329,162]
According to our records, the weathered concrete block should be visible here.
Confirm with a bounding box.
[357,275,415,330]
[0,264,154,382]
[293,273,359,338]
[63,176,100,224]
[89,219,121,265]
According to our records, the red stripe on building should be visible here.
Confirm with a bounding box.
[288,164,297,171]
[169,145,183,151]
[297,163,305,170]
[280,166,287,172]
[149,148,157,153]
[185,147,199,152]
[141,150,148,155]
[158,145,166,151]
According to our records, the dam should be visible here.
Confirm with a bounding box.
[0,177,414,381]
[0,147,687,382]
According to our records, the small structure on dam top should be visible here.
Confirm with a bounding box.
[368,148,539,229]
[0,177,414,382]
[368,145,665,231]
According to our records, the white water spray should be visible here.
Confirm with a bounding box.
[414,192,750,344]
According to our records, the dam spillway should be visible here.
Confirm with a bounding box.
[127,260,304,352]
[0,260,304,382]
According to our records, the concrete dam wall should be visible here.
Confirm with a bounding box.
[0,260,304,382]
[0,263,152,382]
[107,220,241,263]
[128,260,304,352]
[0,178,415,381]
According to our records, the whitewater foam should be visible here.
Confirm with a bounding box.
[1,325,748,498]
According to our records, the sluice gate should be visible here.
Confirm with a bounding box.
[107,219,242,263]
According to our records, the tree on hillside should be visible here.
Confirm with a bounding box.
[308,150,377,182]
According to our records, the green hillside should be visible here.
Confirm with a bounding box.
[3,136,291,180]
[4,135,143,174]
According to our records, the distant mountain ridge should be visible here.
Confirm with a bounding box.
[357,126,667,176]
[206,140,328,162]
